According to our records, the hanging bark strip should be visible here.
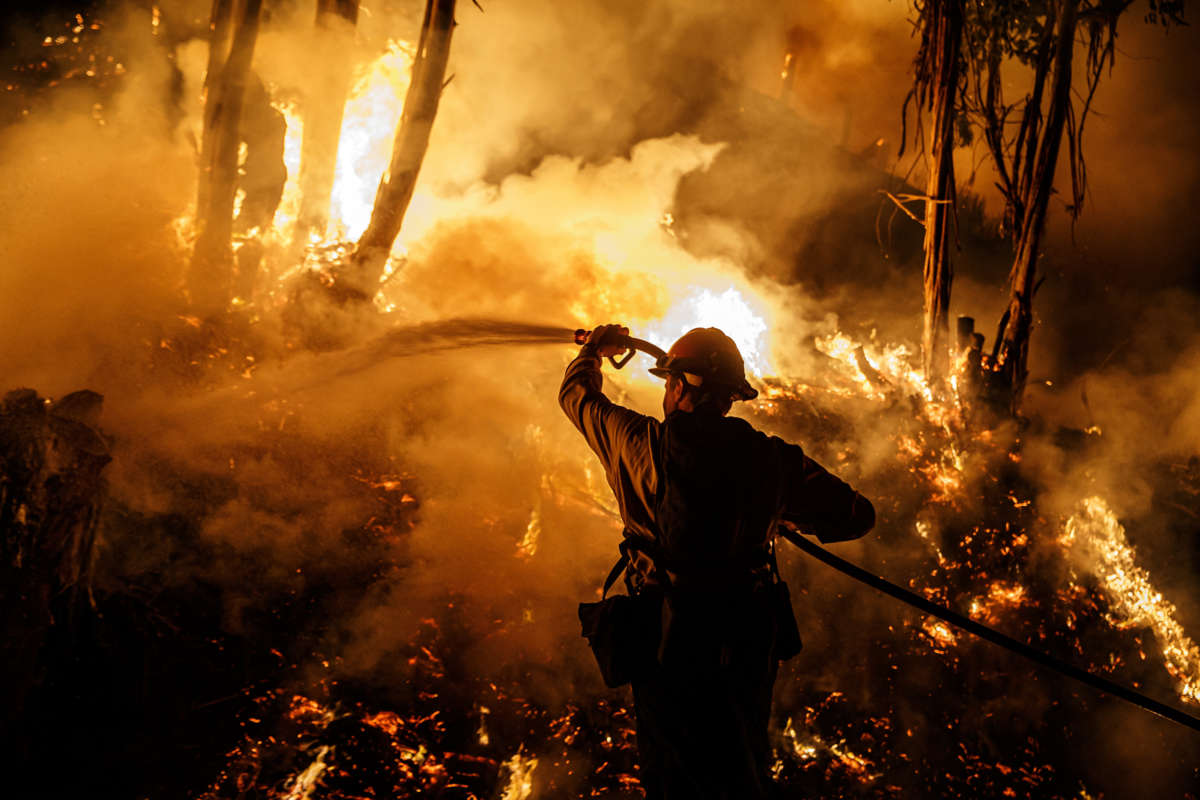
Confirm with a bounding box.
[992,1,1078,414]
[189,0,264,314]
[293,0,360,248]
[342,0,456,299]
[915,0,963,384]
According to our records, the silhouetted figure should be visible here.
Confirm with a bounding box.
[562,325,874,799]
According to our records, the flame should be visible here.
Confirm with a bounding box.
[915,519,947,566]
[1062,496,1200,703]
[499,747,537,800]
[780,716,880,781]
[270,41,416,247]
[645,286,772,376]
[517,506,540,559]
[282,745,331,800]
[272,97,304,236]
[477,704,491,746]
[331,41,417,241]
[968,581,1029,624]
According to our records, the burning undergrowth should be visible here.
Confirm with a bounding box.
[75,331,1200,799]
[3,2,1200,798]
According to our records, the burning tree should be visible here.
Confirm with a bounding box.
[909,0,1187,413]
[908,0,965,384]
[190,0,264,314]
[5,2,1200,797]
[338,0,457,301]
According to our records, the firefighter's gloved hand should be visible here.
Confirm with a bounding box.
[586,324,630,360]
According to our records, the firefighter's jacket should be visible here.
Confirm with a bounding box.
[560,344,874,587]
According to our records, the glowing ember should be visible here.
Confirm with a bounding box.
[1062,496,1200,703]
[781,717,820,761]
[780,716,880,782]
[915,519,947,566]
[921,617,958,651]
[968,581,1029,624]
[517,506,541,559]
[363,710,404,736]
[272,96,304,236]
[477,704,491,746]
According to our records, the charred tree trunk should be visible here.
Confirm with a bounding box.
[189,0,263,315]
[293,0,360,247]
[195,0,235,220]
[993,1,1078,414]
[918,0,963,384]
[341,0,456,299]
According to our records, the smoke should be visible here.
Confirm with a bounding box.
[3,0,1200,793]
[0,7,192,395]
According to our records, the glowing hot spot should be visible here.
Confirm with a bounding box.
[646,286,772,377]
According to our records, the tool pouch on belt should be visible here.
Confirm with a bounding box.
[768,543,803,661]
[578,548,659,688]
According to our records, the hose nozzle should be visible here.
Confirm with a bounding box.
[571,328,668,370]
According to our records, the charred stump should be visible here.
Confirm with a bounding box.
[0,388,110,752]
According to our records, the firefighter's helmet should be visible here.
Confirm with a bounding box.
[648,327,758,401]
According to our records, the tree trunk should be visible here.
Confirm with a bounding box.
[919,0,963,384]
[342,0,456,299]
[994,0,1077,414]
[189,0,264,315]
[195,0,235,220]
[293,0,360,247]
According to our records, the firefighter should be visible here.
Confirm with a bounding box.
[561,324,875,799]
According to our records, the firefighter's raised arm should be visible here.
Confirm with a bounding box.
[559,323,650,472]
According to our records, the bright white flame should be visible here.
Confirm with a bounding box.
[1062,496,1200,704]
[646,286,772,376]
[499,747,537,800]
[331,41,416,240]
[272,97,304,234]
[283,745,331,800]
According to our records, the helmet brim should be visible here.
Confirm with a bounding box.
[648,366,758,402]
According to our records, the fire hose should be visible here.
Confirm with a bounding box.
[573,328,667,367]
[573,328,1200,734]
[777,526,1200,734]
